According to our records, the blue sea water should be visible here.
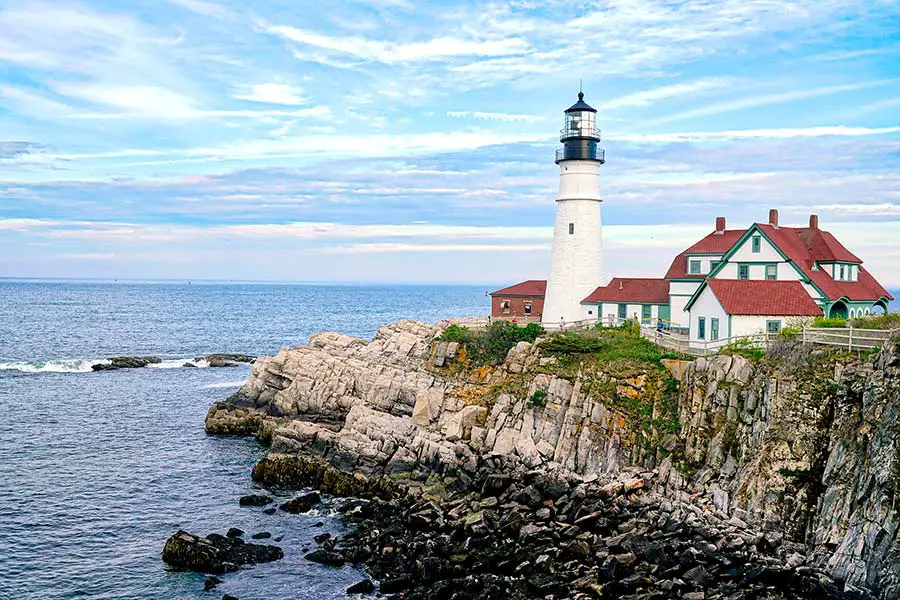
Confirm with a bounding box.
[0,281,491,600]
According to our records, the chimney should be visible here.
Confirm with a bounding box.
[715,216,726,235]
[809,214,819,229]
[618,280,623,290]
[769,209,779,229]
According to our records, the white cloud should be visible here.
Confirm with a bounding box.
[265,24,531,63]
[645,81,895,125]
[51,83,197,116]
[323,243,549,254]
[446,110,544,122]
[612,126,900,143]
[603,79,733,110]
[164,0,231,18]
[233,83,307,106]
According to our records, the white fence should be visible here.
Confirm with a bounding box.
[802,327,900,351]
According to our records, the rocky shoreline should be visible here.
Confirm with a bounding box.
[91,353,255,371]
[193,319,900,599]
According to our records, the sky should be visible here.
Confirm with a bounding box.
[1,0,898,286]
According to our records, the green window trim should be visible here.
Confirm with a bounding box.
[710,318,719,341]
[765,264,777,280]
[766,320,781,335]
[617,303,627,319]
[689,259,701,274]
[752,236,761,253]
[641,305,652,321]
[698,317,706,340]
[738,264,750,280]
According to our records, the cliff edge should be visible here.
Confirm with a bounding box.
[207,319,900,598]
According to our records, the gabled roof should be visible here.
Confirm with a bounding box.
[490,280,546,297]
[582,278,670,304]
[756,224,892,302]
[668,220,892,302]
[664,230,744,279]
[696,279,824,316]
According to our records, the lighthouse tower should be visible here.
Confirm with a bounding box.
[542,92,606,327]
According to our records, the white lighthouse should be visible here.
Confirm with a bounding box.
[542,92,606,327]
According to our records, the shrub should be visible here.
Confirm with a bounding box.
[437,324,472,343]
[526,390,548,408]
[849,313,900,330]
[813,317,847,328]
[540,327,688,365]
[440,321,545,366]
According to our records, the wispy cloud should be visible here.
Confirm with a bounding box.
[645,81,895,125]
[446,110,544,122]
[603,79,732,110]
[233,83,307,106]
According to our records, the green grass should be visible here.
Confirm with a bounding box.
[719,337,766,361]
[539,327,687,365]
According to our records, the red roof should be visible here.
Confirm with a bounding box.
[757,224,892,302]
[665,221,892,302]
[490,279,546,297]
[582,278,670,304]
[705,279,824,316]
[664,229,744,279]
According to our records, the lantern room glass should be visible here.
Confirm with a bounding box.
[564,110,597,138]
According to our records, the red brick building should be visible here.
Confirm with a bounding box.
[489,280,546,322]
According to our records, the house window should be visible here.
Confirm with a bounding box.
[642,305,652,322]
[839,264,846,280]
[618,304,627,319]
[765,264,777,280]
[711,260,721,272]
[568,222,575,235]
[710,318,719,341]
[739,264,750,280]
[689,260,701,275]
[500,300,510,314]
[698,317,706,340]
[766,320,781,335]
[752,236,761,253]
[524,302,532,316]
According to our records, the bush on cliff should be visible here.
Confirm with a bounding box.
[438,321,544,366]
[540,327,684,365]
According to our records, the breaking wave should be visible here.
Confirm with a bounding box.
[0,359,111,373]
[199,380,246,389]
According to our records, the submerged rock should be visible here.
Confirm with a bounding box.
[346,579,374,594]
[92,356,161,371]
[304,549,345,567]
[238,493,273,507]
[161,530,283,574]
[279,491,321,514]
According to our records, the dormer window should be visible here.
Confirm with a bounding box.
[689,259,701,275]
[839,264,846,280]
[752,236,761,253]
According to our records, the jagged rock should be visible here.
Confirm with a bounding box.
[204,318,900,599]
[161,530,283,574]
[203,576,221,591]
[226,528,243,538]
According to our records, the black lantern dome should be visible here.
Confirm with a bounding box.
[556,92,605,164]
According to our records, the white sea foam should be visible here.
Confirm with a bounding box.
[0,359,111,373]
[200,380,246,389]
[148,359,206,369]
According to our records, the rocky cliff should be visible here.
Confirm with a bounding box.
[206,319,900,598]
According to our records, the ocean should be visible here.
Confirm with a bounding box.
[0,281,491,600]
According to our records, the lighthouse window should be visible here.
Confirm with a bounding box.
[524,302,532,315]
[568,223,574,235]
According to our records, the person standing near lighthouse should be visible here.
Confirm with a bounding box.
[541,92,606,327]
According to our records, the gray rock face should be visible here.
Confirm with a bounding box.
[206,320,900,598]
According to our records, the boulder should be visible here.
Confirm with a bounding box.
[162,530,283,574]
[304,549,345,567]
[280,492,322,514]
[239,494,273,507]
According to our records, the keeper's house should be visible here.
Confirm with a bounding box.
[491,210,892,346]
